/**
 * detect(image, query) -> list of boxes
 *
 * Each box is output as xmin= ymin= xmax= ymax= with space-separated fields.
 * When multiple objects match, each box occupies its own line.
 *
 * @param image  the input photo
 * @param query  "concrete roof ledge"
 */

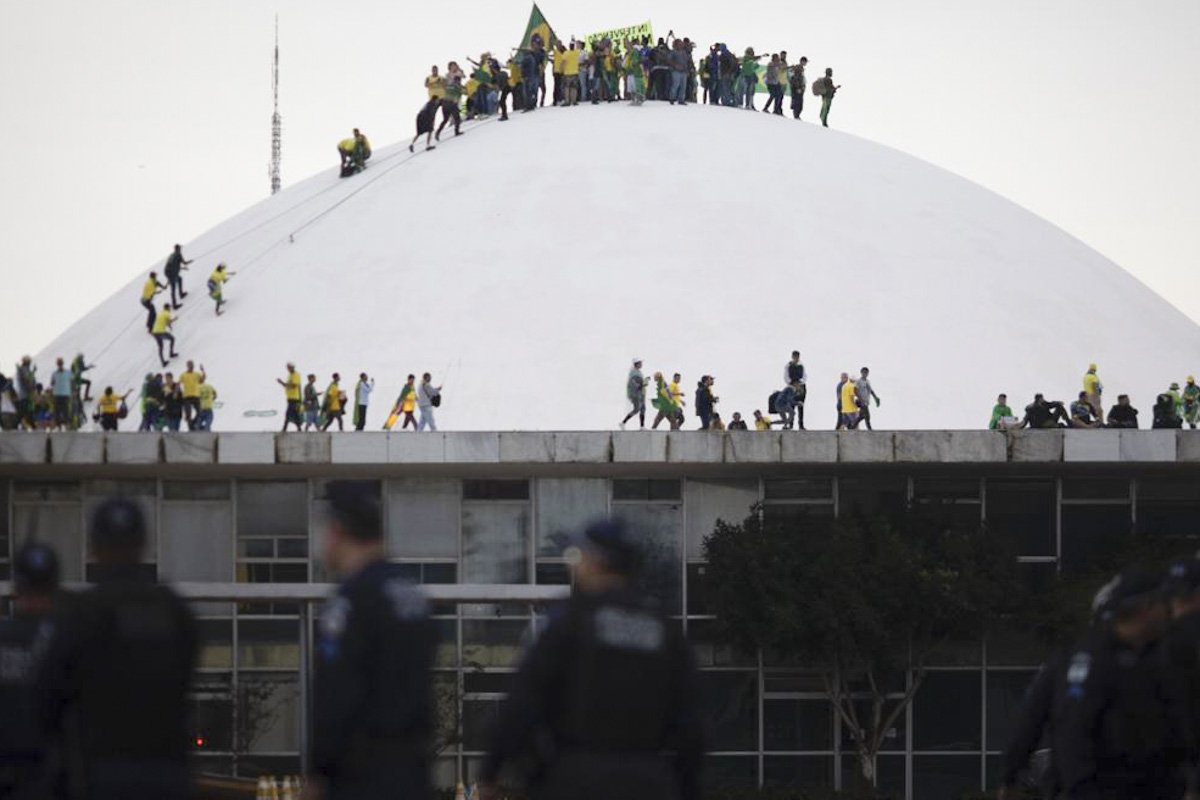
xmin=725 ymin=431 xmax=781 ymax=463
xmin=1119 ymin=430 xmax=1176 ymax=462
xmin=1008 ymin=430 xmax=1064 ymax=463
xmin=612 ymin=431 xmax=668 ymax=463
xmin=275 ymin=433 xmax=330 ymax=464
xmin=444 ymin=432 xmax=501 ymax=463
xmin=781 ymin=432 xmax=838 ymax=463
xmin=1063 ymin=430 xmax=1121 ymax=462
xmin=839 ymin=431 xmax=895 ymax=463
xmin=330 ymin=433 xmax=389 ymax=464
xmin=1176 ymin=431 xmax=1200 ymax=462
xmin=105 ymin=433 xmax=161 ymax=465
xmin=553 ymin=432 xmax=611 ymax=463
xmin=499 ymin=432 xmax=554 ymax=464
xmin=896 ymin=431 xmax=1005 ymax=463
xmin=0 ymin=432 xmax=49 ymax=464
xmin=218 ymin=433 xmax=275 ymax=464
xmin=50 ymin=433 xmax=105 ymax=464
xmin=666 ymin=431 xmax=724 ymax=463
xmin=388 ymin=432 xmax=445 ymax=463
xmin=164 ymin=432 xmax=216 ymax=464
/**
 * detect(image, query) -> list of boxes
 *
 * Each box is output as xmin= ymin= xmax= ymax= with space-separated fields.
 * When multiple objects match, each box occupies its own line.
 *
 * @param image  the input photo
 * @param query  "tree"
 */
xmin=703 ymin=503 xmax=1019 ymax=788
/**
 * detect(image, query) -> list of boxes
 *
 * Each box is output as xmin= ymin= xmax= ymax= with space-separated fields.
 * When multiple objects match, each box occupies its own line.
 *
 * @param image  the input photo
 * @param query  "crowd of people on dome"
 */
xmin=399 ymin=31 xmax=842 ymax=154
xmin=990 ymin=364 xmax=1200 ymax=431
xmin=275 ymin=363 xmax=443 ymax=434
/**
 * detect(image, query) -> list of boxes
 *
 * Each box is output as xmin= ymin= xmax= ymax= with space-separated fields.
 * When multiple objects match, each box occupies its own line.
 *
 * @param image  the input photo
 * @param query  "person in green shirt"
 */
xmin=1182 ymin=376 xmax=1200 ymax=429
xmin=739 ymin=48 xmax=762 ymax=110
xmin=989 ymin=393 xmax=1020 ymax=430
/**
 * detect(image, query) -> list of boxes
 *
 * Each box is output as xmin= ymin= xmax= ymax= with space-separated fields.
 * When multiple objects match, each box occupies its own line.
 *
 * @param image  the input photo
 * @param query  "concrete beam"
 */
xmin=50 ymin=433 xmax=105 ymax=465
xmin=1008 ymin=430 xmax=1063 ymax=463
xmin=444 ymin=432 xmax=501 ymax=463
xmin=163 ymin=432 xmax=217 ymax=464
xmin=218 ymin=433 xmax=275 ymax=464
xmin=667 ymin=432 xmax=724 ymax=463
xmin=725 ymin=431 xmax=781 ymax=463
xmin=553 ymin=432 xmax=611 ymax=464
xmin=612 ymin=431 xmax=668 ymax=463
xmin=105 ymin=433 xmax=161 ymax=465
xmin=499 ymin=432 xmax=554 ymax=463
xmin=781 ymin=432 xmax=838 ymax=463
xmin=1063 ymin=430 xmax=1121 ymax=462
xmin=0 ymin=433 xmax=48 ymax=464
xmin=1119 ymin=430 xmax=1176 ymax=462
xmin=330 ymin=433 xmax=389 ymax=464
xmin=896 ymin=431 xmax=1006 ymax=463
xmin=1177 ymin=432 xmax=1200 ymax=463
xmin=275 ymin=433 xmax=331 ymax=464
xmin=839 ymin=432 xmax=895 ymax=463
xmin=388 ymin=432 xmax=445 ymax=463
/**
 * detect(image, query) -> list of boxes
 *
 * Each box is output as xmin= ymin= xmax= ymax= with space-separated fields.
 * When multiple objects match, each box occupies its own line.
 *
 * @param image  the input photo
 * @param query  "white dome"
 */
xmin=36 ymin=104 xmax=1200 ymax=430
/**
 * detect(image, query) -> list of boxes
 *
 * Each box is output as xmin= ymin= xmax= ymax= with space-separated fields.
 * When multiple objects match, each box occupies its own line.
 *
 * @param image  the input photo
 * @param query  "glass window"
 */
xmin=237 ymin=482 xmax=307 ymax=538
xmin=237 ymin=673 xmax=300 ymax=753
xmin=433 ymin=619 xmax=457 ymax=668
xmin=619 ymin=503 xmax=683 ymax=615
xmin=196 ymin=619 xmax=234 ymax=670
xmin=689 ymin=619 xmax=755 ymax=668
xmin=687 ymin=562 xmax=714 ymax=616
xmin=84 ymin=479 xmax=156 ymax=497
xmin=839 ymin=699 xmax=906 ymax=750
xmin=685 ymin=479 xmax=758 ymax=559
xmin=386 ymin=479 xmax=459 ymax=558
xmin=762 ymin=503 xmax=835 ymax=529
xmin=1061 ymin=505 xmax=1131 ymax=575
xmin=13 ymin=505 xmax=82 ymax=581
xmin=163 ymin=481 xmax=230 ymax=501
xmin=840 ymin=754 xmax=906 ymax=795
xmin=1062 ymin=478 xmax=1130 ymax=501
xmin=986 ymin=481 xmax=1055 ymax=557
xmin=535 ymin=562 xmax=570 ymax=586
xmin=463 ymin=672 xmax=515 ymax=695
xmin=462 ymin=480 xmax=529 ymax=501
xmin=396 ymin=562 xmax=458 ymax=585
xmin=913 ymin=670 xmax=982 ymax=751
xmin=190 ymin=673 xmax=233 ymax=752
xmin=986 ymin=620 xmax=1054 ymax=668
xmin=1136 ymin=478 xmax=1200 ymax=538
xmin=838 ymin=476 xmax=907 ymax=518
xmin=462 ymin=698 xmax=502 ymax=751
xmin=699 ymin=671 xmax=758 ymax=751
xmin=764 ymin=699 xmax=833 ymax=751
xmin=764 ymin=478 xmax=833 ymax=501
xmin=462 ymin=505 xmax=529 ymax=585
xmin=913 ymin=476 xmax=981 ymax=501
xmin=703 ymin=756 xmax=757 ymax=791
xmin=986 ymin=670 xmax=1039 ymax=752
xmin=160 ymin=503 xmax=233 ymax=583
xmin=763 ymin=756 xmax=834 ymax=789
xmin=535 ymin=479 xmax=608 ymax=556
xmin=238 ymin=619 xmax=300 ymax=669
xmin=912 ymin=755 xmax=982 ymax=800
xmin=13 ymin=481 xmax=80 ymax=502
xmin=612 ymin=479 xmax=681 ymax=502
xmin=461 ymin=619 xmax=530 ymax=668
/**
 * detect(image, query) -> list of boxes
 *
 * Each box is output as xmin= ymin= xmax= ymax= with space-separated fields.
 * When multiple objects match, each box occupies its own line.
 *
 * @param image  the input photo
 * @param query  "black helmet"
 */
xmin=574 ymin=518 xmax=642 ymax=577
xmin=14 ymin=542 xmax=60 ymax=594
xmin=326 ymin=480 xmax=382 ymax=542
xmin=1092 ymin=566 xmax=1165 ymax=622
xmin=91 ymin=496 xmax=147 ymax=556
xmin=1165 ymin=556 xmax=1200 ymax=598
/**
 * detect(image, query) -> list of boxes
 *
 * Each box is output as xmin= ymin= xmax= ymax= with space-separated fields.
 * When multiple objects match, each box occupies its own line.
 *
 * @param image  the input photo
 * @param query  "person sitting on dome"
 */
xmin=710 ymin=412 xmax=726 ymax=431
xmin=1153 ymin=392 xmax=1183 ymax=429
xmin=1022 ymin=393 xmax=1069 ymax=429
xmin=728 ymin=412 xmax=748 ymax=430
xmin=989 ymin=393 xmax=1021 ymax=431
xmin=1106 ymin=394 xmax=1139 ymax=429
xmin=753 ymin=409 xmax=777 ymax=431
xmin=1183 ymin=376 xmax=1200 ymax=429
xmin=1069 ymin=392 xmax=1102 ymax=429
xmin=337 ymin=129 xmax=370 ymax=176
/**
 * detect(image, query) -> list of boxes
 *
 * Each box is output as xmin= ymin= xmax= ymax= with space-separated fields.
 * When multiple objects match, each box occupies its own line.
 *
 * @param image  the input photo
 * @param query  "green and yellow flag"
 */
xmin=518 ymin=3 xmax=558 ymax=51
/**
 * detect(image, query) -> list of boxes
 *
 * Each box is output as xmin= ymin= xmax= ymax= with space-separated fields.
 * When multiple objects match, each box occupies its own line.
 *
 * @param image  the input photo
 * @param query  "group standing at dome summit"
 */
xmin=406 ymin=30 xmax=843 ymax=151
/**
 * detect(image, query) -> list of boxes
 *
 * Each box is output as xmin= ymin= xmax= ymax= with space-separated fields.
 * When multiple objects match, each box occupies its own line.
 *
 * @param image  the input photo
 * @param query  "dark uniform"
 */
xmin=480 ymin=587 xmax=704 ymax=800
xmin=40 ymin=564 xmax=197 ymax=800
xmin=1164 ymin=558 xmax=1200 ymax=794
xmin=0 ymin=546 xmax=59 ymax=800
xmin=1049 ymin=627 xmax=1187 ymax=799
xmin=312 ymin=559 xmax=435 ymax=800
xmin=998 ymin=652 xmax=1064 ymax=795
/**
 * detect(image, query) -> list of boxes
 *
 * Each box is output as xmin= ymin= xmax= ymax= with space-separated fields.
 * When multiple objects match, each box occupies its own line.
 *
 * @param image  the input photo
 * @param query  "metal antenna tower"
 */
xmin=269 ymin=16 xmax=282 ymax=194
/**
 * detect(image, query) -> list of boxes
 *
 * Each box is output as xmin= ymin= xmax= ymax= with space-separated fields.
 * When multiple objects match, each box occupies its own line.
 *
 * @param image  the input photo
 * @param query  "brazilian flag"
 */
xmin=518 ymin=3 xmax=559 ymax=51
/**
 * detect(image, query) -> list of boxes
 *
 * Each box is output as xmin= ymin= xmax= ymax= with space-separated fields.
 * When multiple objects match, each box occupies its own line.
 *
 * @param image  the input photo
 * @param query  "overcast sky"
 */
xmin=2 ymin=0 xmax=1198 ymax=371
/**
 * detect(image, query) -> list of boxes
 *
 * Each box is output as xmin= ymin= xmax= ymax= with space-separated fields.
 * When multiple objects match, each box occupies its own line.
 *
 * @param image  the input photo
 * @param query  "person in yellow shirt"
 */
xmin=668 ymin=372 xmax=687 ymax=429
xmin=276 ymin=362 xmax=303 ymax=432
xmin=552 ymin=43 xmax=566 ymax=105
xmin=753 ymin=410 xmax=777 ymax=431
xmin=1083 ymin=363 xmax=1104 ymax=425
xmin=179 ymin=360 xmax=203 ymax=427
xmin=562 ymin=42 xmax=581 ymax=105
xmin=151 ymin=304 xmax=177 ymax=368
xmin=207 ymin=263 xmax=235 ymax=315
xmin=425 ymin=65 xmax=446 ymax=99
xmin=322 ymin=373 xmax=345 ymax=432
xmin=337 ymin=128 xmax=371 ymax=174
xmin=838 ymin=375 xmax=860 ymax=430
xmin=96 ymin=386 xmax=132 ymax=431
xmin=195 ymin=373 xmax=217 ymax=431
xmin=139 ymin=271 xmax=167 ymax=332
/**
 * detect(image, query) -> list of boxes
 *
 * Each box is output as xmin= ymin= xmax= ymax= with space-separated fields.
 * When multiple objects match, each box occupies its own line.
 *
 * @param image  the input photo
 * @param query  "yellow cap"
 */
xmin=1088 ymin=363 xmax=1097 ymax=371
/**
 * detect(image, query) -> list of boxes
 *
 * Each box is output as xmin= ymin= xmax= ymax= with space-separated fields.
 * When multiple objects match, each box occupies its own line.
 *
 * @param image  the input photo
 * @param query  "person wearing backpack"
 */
xmin=417 ymin=372 xmax=442 ymax=432
xmin=96 ymin=386 xmax=131 ymax=432
xmin=789 ymin=57 xmax=808 ymax=119
xmin=815 ymin=67 xmax=841 ymax=127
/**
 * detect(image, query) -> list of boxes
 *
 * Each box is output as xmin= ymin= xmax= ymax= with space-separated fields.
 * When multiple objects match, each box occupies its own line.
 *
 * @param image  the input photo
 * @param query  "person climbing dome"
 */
xmin=163 ymin=245 xmax=191 ymax=310
xmin=151 ymin=303 xmax=178 ymax=368
xmin=206 ymin=263 xmax=235 ymax=315
xmin=140 ymin=271 xmax=167 ymax=332
xmin=410 ymin=97 xmax=441 ymax=152
xmin=814 ymin=67 xmax=841 ymax=128
xmin=437 ymin=62 xmax=465 ymax=140
xmin=425 ymin=64 xmax=446 ymax=100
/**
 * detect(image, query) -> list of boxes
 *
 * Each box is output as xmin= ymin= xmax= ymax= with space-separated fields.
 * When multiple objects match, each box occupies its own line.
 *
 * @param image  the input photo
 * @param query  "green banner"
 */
xmin=518 ymin=3 xmax=559 ymax=51
xmin=752 ymin=63 xmax=792 ymax=95
xmin=582 ymin=20 xmax=653 ymax=49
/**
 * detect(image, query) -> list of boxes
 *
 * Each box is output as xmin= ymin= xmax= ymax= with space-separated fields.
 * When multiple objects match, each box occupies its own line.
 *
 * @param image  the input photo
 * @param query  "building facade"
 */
xmin=2 ymin=428 xmax=1199 ymax=799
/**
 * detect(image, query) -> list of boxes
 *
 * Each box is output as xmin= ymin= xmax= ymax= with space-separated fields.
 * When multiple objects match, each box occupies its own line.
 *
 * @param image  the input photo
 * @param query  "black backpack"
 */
xmin=431 ymin=391 xmax=442 ymax=408
xmin=768 ymin=391 xmax=781 ymax=414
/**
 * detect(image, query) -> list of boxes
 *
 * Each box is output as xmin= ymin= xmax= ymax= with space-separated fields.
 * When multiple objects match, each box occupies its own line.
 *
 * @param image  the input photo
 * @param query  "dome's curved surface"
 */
xmin=37 ymin=105 xmax=1200 ymax=430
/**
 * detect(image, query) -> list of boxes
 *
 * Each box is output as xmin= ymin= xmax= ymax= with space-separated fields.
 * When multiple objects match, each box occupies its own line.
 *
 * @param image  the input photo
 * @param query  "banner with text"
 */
xmin=582 ymin=21 xmax=653 ymax=50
